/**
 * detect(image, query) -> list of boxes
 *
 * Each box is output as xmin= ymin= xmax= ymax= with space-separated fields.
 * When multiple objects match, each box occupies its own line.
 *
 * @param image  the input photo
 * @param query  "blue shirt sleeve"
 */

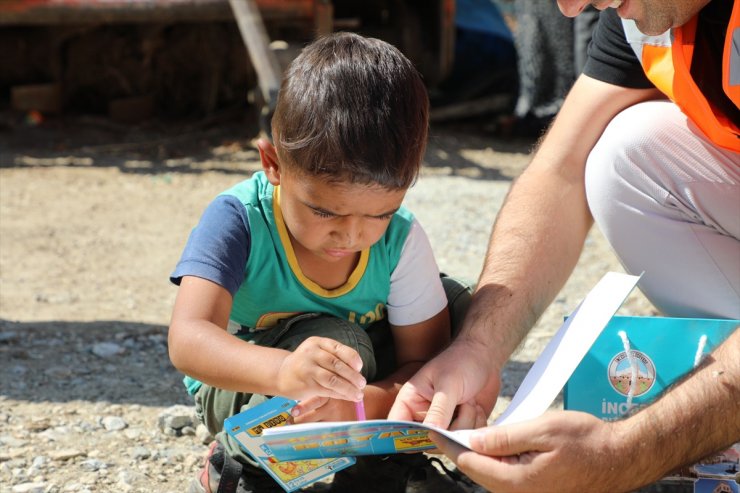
xmin=170 ymin=195 xmax=251 ymax=296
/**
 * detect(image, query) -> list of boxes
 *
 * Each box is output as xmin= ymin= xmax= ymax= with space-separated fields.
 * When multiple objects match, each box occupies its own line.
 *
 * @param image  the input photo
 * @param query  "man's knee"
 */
xmin=585 ymin=102 xmax=678 ymax=232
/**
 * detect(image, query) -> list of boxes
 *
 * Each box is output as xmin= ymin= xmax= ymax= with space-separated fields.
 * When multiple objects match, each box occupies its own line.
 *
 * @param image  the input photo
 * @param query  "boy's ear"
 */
xmin=257 ymin=138 xmax=280 ymax=185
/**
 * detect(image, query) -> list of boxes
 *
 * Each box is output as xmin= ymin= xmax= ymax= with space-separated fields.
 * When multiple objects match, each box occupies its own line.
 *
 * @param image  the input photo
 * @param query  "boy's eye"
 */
xmin=309 ymin=208 xmax=394 ymax=220
xmin=311 ymin=209 xmax=334 ymax=219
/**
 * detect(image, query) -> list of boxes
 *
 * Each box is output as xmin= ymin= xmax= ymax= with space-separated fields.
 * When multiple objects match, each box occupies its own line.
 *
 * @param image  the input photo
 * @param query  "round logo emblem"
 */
xmin=607 ymin=350 xmax=656 ymax=397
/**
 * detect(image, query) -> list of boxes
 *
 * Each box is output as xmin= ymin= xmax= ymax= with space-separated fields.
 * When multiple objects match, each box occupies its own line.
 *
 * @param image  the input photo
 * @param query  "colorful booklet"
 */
xmin=258 ymin=418 xmax=471 ymax=461
xmin=223 ymin=396 xmax=356 ymax=492
xmin=262 ymin=271 xmax=642 ymax=461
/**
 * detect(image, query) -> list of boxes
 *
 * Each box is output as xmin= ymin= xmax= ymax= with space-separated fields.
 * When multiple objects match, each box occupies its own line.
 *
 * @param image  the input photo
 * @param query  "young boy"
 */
xmin=168 ymin=32 xmax=474 ymax=493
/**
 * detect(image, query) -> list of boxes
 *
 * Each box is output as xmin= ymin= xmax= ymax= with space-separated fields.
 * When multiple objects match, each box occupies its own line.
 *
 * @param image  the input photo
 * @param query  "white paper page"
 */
xmin=493 ymin=271 xmax=640 ymax=426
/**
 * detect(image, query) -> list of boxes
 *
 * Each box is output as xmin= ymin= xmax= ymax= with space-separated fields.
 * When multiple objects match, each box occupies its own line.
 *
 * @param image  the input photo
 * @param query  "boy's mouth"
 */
xmin=325 ymin=248 xmax=354 ymax=258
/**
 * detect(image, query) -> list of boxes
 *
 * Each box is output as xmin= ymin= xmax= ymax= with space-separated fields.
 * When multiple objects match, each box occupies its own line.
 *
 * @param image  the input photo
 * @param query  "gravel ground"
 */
xmin=0 ymin=115 xmax=672 ymax=493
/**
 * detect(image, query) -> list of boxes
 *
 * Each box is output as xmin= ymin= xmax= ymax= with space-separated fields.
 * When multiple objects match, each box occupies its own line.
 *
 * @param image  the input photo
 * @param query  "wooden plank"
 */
xmin=0 ymin=0 xmax=315 ymax=25
xmin=227 ymin=0 xmax=283 ymax=129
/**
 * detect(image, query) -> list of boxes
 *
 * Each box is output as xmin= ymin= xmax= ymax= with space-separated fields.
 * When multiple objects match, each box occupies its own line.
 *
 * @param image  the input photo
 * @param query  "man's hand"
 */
xmin=388 ymin=337 xmax=500 ymax=428
xmin=277 ymin=336 xmax=366 ymax=402
xmin=431 ymin=411 xmax=627 ymax=493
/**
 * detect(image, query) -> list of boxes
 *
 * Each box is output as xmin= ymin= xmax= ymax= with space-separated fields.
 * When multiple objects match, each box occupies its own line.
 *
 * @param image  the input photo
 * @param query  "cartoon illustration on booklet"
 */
xmin=259 ymin=417 xmax=466 ymax=461
xmin=223 ymin=397 xmax=355 ymax=492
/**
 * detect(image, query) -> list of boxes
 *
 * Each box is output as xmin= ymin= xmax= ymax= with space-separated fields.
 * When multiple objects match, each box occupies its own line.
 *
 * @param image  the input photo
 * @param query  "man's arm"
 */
xmin=390 ymin=75 xmax=660 ymax=426
xmin=462 ymin=74 xmax=660 ymax=380
xmin=432 ymin=328 xmax=740 ymax=493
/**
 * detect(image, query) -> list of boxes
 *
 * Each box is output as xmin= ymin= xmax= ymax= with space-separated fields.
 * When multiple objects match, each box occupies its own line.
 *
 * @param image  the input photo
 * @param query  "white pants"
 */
xmin=585 ymin=101 xmax=740 ymax=319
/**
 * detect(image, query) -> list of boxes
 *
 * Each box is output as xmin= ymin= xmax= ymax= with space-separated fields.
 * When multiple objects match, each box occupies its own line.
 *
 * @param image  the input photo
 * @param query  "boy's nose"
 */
xmin=338 ymin=217 xmax=362 ymax=246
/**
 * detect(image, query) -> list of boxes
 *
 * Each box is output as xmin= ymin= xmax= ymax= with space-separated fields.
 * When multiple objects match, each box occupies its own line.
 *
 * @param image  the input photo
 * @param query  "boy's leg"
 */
xmin=193 ymin=314 xmax=376 ymax=491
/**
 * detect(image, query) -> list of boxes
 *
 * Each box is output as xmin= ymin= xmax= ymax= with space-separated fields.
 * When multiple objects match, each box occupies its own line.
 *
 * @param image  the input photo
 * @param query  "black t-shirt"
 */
xmin=584 ymin=2 xmax=738 ymax=126
xmin=583 ymin=9 xmax=653 ymax=89
xmin=692 ymin=1 xmax=739 ymax=126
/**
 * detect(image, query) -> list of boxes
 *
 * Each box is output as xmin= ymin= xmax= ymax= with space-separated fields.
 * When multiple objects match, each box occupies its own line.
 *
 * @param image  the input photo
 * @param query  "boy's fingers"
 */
xmin=314 ymin=366 xmax=365 ymax=401
xmin=304 ymin=340 xmax=364 ymax=400
xmin=319 ymin=338 xmax=364 ymax=372
xmin=292 ymin=396 xmax=328 ymax=417
xmin=317 ymin=338 xmax=366 ymax=383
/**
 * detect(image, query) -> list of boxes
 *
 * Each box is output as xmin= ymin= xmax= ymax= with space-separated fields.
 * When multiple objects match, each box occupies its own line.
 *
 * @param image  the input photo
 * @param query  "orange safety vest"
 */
xmin=622 ymin=4 xmax=740 ymax=153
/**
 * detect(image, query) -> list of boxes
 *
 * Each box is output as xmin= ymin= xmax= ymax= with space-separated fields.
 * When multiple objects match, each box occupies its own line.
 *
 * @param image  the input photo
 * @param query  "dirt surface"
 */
xmin=0 ymin=112 xmax=670 ymax=492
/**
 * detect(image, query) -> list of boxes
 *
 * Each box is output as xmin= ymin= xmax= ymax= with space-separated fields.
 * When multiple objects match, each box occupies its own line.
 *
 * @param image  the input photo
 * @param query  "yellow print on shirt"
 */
xmin=348 ymin=303 xmax=386 ymax=326
xmin=255 ymin=303 xmax=385 ymax=330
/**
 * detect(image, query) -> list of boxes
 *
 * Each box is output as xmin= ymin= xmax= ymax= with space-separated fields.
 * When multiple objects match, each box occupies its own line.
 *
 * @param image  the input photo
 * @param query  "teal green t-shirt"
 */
xmin=183 ymin=172 xmax=414 ymax=394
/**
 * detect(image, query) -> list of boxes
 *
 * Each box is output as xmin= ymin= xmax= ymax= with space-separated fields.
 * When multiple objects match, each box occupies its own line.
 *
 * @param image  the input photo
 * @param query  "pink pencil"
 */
xmin=354 ymin=399 xmax=366 ymax=421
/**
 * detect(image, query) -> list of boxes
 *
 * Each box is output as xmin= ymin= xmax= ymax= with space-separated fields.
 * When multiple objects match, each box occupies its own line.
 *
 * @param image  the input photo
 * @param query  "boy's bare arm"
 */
xmin=168 ymin=275 xmax=365 ymax=402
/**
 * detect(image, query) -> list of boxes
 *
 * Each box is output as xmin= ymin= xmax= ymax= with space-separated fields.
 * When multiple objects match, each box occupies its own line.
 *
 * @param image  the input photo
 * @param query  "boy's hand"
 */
xmin=277 ymin=336 xmax=366 ymax=402
xmin=291 ymin=396 xmax=357 ymax=423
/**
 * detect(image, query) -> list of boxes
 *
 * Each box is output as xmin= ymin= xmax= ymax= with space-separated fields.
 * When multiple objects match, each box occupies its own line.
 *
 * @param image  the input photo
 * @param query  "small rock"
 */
xmin=123 ymin=428 xmax=142 ymax=440
xmin=117 ymin=469 xmax=145 ymax=485
xmin=79 ymin=458 xmax=106 ymax=472
xmin=31 ymin=456 xmax=48 ymax=469
xmin=27 ymin=418 xmax=51 ymax=432
xmin=44 ymin=367 xmax=73 ymax=378
xmin=11 ymin=483 xmax=46 ymax=493
xmin=48 ymin=449 xmax=85 ymax=461
xmin=0 ymin=331 xmax=18 ymax=342
xmin=91 ymin=342 xmax=125 ymax=358
xmin=157 ymin=405 xmax=196 ymax=434
xmin=0 ymin=436 xmax=28 ymax=447
xmin=62 ymin=484 xmax=85 ymax=492
xmin=195 ymin=424 xmax=214 ymax=445
xmin=101 ymin=416 xmax=127 ymax=431
xmin=129 ymin=446 xmax=150 ymax=460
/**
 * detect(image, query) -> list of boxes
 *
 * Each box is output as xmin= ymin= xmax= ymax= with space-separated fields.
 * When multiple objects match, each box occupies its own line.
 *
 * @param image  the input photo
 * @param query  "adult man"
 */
xmin=389 ymin=0 xmax=739 ymax=491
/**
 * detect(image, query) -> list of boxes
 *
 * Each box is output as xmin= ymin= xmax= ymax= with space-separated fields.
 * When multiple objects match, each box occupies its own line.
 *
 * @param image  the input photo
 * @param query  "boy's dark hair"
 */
xmin=271 ymin=32 xmax=429 ymax=190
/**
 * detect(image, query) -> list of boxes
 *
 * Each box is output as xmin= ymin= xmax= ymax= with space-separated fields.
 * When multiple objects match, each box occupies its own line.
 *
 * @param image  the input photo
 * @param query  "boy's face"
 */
xmin=279 ymin=170 xmax=406 ymax=262
xmin=260 ymin=141 xmax=407 ymax=263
